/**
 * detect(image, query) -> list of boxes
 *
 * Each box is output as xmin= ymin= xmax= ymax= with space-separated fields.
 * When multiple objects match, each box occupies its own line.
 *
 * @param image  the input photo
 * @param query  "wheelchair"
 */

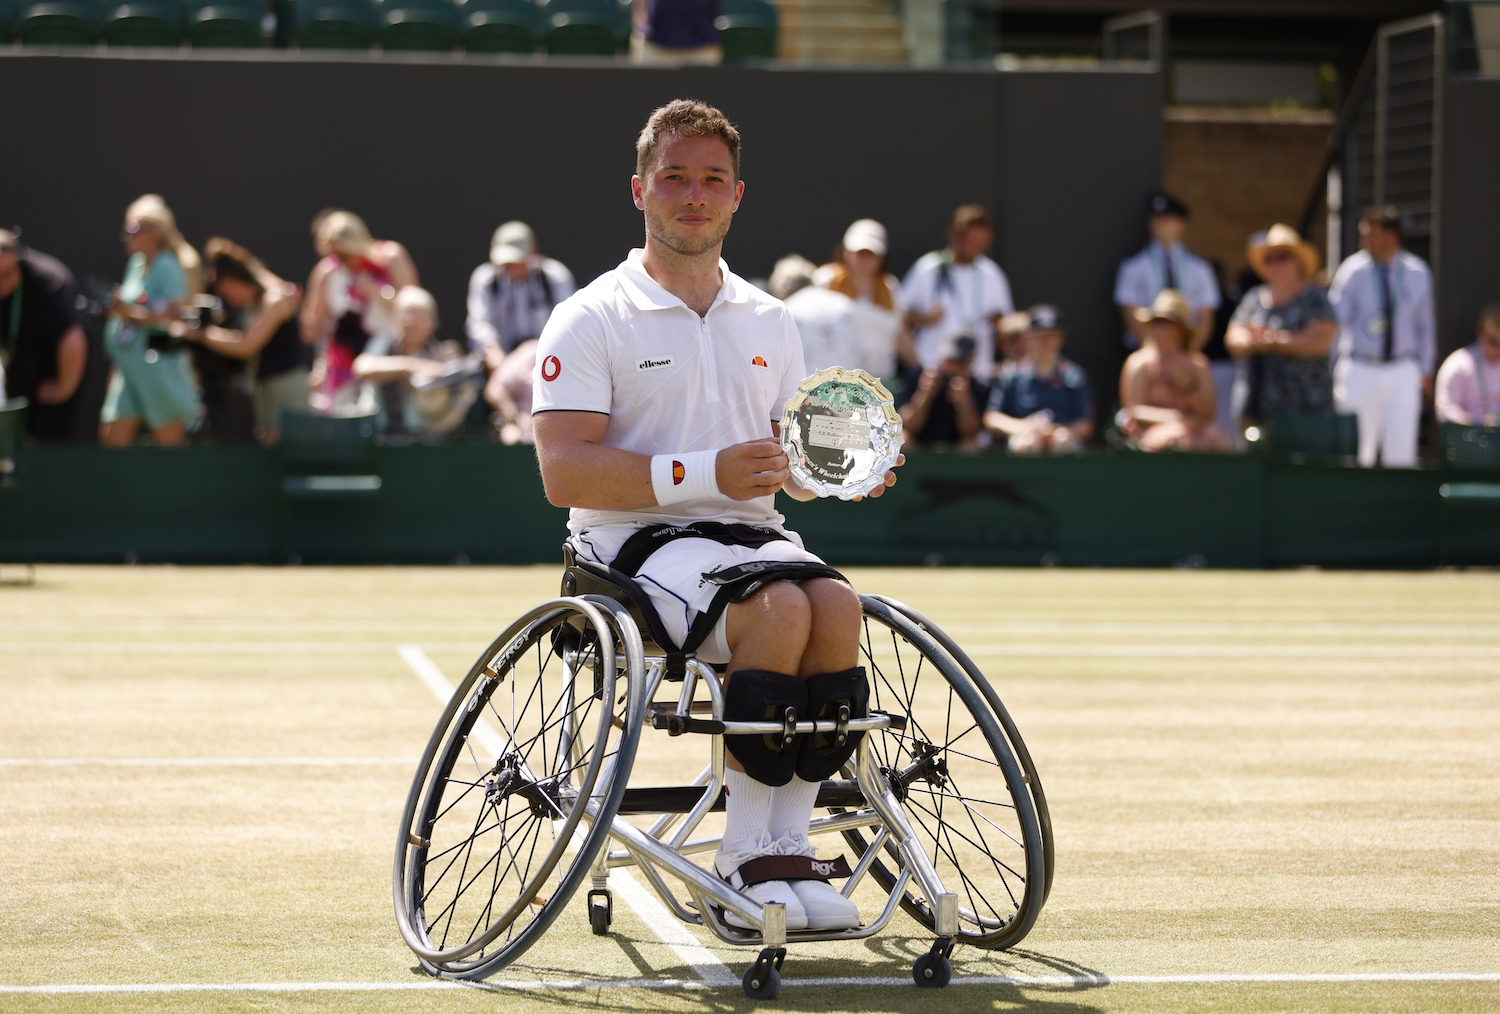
xmin=393 ymin=548 xmax=1054 ymax=999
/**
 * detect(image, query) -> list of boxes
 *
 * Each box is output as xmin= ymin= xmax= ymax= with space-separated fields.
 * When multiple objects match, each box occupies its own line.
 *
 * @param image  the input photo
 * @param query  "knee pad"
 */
xmin=796 ymin=666 xmax=869 ymax=782
xmin=723 ymin=670 xmax=806 ymax=787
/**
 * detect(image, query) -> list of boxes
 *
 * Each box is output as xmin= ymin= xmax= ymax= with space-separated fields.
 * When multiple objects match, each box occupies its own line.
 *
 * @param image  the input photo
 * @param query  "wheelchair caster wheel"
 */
xmin=913 ymin=951 xmax=952 ymax=988
xmin=587 ymin=889 xmax=612 ymax=936
xmin=742 ymin=964 xmax=781 ymax=1000
xmin=742 ymin=946 xmax=785 ymax=999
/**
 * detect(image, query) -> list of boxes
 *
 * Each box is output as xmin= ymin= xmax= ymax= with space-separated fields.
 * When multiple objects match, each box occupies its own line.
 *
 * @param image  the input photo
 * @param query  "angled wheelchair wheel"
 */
xmin=393 ymin=596 xmax=644 ymax=979
xmin=838 ymin=595 xmax=1050 ymax=950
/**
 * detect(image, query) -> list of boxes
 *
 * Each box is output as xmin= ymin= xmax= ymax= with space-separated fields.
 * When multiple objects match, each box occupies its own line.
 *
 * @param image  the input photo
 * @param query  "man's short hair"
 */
xmin=1478 ymin=302 xmax=1500 ymax=331
xmin=636 ymin=99 xmax=742 ymax=181
xmin=949 ymin=204 xmax=993 ymax=236
xmin=1360 ymin=205 xmax=1403 ymax=238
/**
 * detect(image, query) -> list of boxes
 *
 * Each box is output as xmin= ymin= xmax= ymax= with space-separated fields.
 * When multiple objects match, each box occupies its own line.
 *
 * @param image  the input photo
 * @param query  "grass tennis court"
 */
xmin=2 ymin=564 xmax=1497 ymax=1013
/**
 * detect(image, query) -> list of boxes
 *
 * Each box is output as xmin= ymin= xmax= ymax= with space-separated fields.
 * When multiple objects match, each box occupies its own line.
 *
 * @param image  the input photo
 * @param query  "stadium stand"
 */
xmin=102 ymin=0 xmax=184 ymax=45
xmin=538 ymin=0 xmax=618 ymax=55
xmin=715 ymin=0 xmax=776 ymax=62
xmin=456 ymin=0 xmax=535 ymax=53
xmin=295 ymin=0 xmax=376 ymax=49
xmin=374 ymin=0 xmax=456 ymax=51
xmin=16 ymin=0 xmax=98 ymax=44
xmin=187 ymin=0 xmax=262 ymax=46
xmin=1264 ymin=413 xmax=1359 ymax=465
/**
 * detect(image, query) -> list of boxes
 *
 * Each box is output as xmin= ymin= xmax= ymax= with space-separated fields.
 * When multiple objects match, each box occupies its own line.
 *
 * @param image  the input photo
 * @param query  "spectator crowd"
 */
xmin=1 ymin=190 xmax=1493 ymax=467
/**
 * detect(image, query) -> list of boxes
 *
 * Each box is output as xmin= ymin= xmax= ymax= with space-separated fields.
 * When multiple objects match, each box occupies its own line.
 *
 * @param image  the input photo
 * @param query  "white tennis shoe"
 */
xmin=775 ymin=835 xmax=861 ymax=930
xmin=715 ymin=840 xmax=809 ymax=932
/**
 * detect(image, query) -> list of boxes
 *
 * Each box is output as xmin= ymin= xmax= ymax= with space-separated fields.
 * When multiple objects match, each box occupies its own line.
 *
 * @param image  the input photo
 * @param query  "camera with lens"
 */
xmin=148 ymin=295 xmax=224 ymax=352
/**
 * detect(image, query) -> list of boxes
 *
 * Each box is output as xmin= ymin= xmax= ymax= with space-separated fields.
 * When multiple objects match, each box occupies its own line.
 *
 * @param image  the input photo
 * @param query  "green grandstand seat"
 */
xmin=458 ymin=0 xmax=535 ymax=52
xmin=375 ymin=0 xmax=455 ymax=50
xmin=715 ymin=0 xmax=775 ymax=62
xmin=1438 ymin=421 xmax=1500 ymax=471
xmin=0 ymin=399 xmax=35 ymax=586
xmin=1266 ymin=413 xmax=1358 ymax=465
xmin=18 ymin=0 xmax=99 ymax=44
xmin=0 ymin=0 xmax=15 ymax=40
xmin=295 ymin=0 xmax=375 ymax=48
xmin=539 ymin=0 xmax=616 ymax=54
xmin=188 ymin=0 xmax=262 ymax=46
xmin=103 ymin=0 xmax=184 ymax=45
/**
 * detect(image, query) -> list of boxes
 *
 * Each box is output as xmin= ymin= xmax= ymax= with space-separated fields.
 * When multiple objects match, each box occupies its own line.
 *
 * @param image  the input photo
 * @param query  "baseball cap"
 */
xmin=1147 ymin=190 xmax=1188 ymax=218
xmin=490 ymin=221 xmax=536 ymax=266
xmin=842 ymin=219 xmax=887 ymax=257
xmin=1025 ymin=304 xmax=1064 ymax=336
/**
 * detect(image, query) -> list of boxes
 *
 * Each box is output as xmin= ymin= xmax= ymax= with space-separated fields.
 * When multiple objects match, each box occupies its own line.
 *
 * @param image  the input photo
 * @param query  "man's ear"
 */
xmin=631 ymin=174 xmax=646 ymax=211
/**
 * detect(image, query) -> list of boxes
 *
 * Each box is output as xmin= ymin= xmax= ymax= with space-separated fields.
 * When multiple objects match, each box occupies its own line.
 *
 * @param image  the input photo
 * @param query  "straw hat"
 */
xmin=1247 ymin=223 xmax=1319 ymax=280
xmin=1133 ymin=289 xmax=1192 ymax=332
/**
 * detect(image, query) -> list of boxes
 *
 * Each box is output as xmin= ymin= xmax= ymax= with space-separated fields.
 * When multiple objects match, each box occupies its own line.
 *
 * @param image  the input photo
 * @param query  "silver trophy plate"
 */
xmin=781 ymin=367 xmax=903 ymax=500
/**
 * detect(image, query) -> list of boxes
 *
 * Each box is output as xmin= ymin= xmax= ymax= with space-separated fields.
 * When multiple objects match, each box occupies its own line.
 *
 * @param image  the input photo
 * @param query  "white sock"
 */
xmin=720 ymin=768 xmax=773 ymax=863
xmin=767 ymin=775 xmax=821 ymax=844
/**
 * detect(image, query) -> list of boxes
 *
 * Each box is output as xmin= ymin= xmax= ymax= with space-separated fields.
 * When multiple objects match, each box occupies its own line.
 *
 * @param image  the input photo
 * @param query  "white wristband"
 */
xmin=650 ymin=449 xmax=721 ymax=506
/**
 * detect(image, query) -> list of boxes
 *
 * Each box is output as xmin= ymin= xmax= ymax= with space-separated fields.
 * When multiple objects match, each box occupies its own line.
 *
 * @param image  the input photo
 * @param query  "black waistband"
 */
xmin=610 ymin=521 xmax=791 ymax=578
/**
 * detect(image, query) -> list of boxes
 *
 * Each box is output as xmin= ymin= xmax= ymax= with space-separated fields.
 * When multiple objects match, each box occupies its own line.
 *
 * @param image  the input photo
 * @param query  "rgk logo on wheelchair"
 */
xmin=393 ymin=550 xmax=1053 ymax=1000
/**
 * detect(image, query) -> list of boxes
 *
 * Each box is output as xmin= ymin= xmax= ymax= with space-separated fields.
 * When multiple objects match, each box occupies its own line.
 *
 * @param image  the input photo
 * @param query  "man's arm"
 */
xmin=533 ymin=411 xmax=788 ymax=509
xmin=34 ymin=325 xmax=87 ymax=405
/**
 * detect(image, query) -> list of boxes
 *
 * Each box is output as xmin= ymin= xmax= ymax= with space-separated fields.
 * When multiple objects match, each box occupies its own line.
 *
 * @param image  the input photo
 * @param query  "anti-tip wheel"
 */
xmin=588 ymin=899 xmax=611 ymax=937
xmin=742 ymin=964 xmax=781 ymax=1000
xmin=912 ymin=952 xmax=952 ymax=988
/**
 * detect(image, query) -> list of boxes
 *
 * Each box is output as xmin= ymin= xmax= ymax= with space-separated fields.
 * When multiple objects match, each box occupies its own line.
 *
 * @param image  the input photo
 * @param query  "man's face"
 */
xmin=1478 ymin=321 xmax=1500 ymax=361
xmin=1149 ymin=213 xmax=1185 ymax=247
xmin=1359 ymin=221 xmax=1399 ymax=260
xmin=632 ymin=133 xmax=744 ymax=258
xmin=0 ymin=248 xmax=19 ymax=294
xmin=953 ymin=225 xmax=993 ymax=261
xmin=502 ymin=261 xmax=529 ymax=282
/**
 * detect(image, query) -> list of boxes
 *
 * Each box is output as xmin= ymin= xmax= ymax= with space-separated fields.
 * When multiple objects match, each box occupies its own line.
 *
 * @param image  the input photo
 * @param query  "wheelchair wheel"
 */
xmin=838 ymin=595 xmax=1049 ymax=950
xmin=393 ymin=596 xmax=644 ymax=979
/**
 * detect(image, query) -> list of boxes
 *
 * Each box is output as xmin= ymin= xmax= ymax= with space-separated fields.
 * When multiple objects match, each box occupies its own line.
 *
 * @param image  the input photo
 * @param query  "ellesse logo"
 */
xmin=541 ymin=355 xmax=561 ymax=381
xmin=671 ymin=461 xmax=685 ymax=485
xmin=750 ymin=356 xmax=768 ymax=368
xmin=636 ymin=356 xmax=676 ymax=373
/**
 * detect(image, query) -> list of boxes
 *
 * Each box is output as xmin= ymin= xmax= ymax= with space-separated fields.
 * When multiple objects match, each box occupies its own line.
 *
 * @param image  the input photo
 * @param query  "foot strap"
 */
xmin=732 ymin=854 xmax=854 ymax=886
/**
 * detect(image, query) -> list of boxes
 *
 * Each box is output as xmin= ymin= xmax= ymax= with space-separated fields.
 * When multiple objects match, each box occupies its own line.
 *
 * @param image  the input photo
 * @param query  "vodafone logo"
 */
xmin=541 ymin=355 xmax=561 ymax=382
xmin=672 ymin=460 xmax=685 ymax=485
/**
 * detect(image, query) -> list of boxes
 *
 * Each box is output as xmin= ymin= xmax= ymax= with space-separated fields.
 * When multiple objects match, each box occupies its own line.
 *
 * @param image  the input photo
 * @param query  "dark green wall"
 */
xmin=4 ymin=444 xmax=1493 ymax=568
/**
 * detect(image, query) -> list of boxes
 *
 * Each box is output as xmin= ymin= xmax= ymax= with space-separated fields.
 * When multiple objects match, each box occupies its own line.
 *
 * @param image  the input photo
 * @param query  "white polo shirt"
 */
xmin=898 ymin=252 xmax=1013 ymax=380
xmin=533 ymin=249 xmax=806 ymax=536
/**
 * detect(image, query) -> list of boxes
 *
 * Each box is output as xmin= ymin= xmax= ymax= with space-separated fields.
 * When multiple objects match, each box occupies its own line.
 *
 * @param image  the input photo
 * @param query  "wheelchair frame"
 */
xmin=394 ymin=568 xmax=1053 ymax=1000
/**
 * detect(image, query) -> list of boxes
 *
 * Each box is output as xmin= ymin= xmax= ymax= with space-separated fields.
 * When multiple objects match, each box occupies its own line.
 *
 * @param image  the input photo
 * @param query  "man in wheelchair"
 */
xmin=531 ymin=99 xmax=902 ymax=933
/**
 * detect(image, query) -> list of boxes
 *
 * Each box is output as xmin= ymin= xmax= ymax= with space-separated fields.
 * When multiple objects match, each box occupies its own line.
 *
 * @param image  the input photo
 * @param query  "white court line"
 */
xmin=395 ymin=645 xmax=736 ymax=988
xmin=3 ymin=972 xmax=1496 ymax=994
xmin=0 ymin=758 xmax=416 ymax=767
xmin=7 ymin=642 xmax=1500 ymax=659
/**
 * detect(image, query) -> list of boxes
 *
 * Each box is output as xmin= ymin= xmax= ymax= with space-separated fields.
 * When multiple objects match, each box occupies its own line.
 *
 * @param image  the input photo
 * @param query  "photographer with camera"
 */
xmin=100 ymin=195 xmax=203 ymax=447
xmin=895 ymin=333 xmax=988 ymax=450
xmin=170 ymin=238 xmax=306 ymax=445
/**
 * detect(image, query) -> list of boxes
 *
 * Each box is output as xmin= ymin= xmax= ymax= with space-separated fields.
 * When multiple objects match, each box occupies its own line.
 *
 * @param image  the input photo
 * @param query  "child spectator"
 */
xmin=99 ymin=195 xmax=203 ymax=447
xmin=1119 ymin=290 xmax=1233 ymax=452
xmin=984 ymin=305 xmax=1093 ymax=454
xmin=1435 ymin=302 xmax=1500 ymax=427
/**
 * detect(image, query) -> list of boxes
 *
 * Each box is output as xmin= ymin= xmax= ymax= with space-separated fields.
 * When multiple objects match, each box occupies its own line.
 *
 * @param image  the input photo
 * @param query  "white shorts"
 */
xmin=569 ymin=526 xmax=824 ymax=664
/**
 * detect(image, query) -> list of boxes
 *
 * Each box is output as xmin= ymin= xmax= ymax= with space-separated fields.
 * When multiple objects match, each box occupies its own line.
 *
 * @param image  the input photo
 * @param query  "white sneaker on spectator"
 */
xmin=776 ymin=835 xmax=861 ymax=930
xmin=714 ymin=837 xmax=809 ymax=932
